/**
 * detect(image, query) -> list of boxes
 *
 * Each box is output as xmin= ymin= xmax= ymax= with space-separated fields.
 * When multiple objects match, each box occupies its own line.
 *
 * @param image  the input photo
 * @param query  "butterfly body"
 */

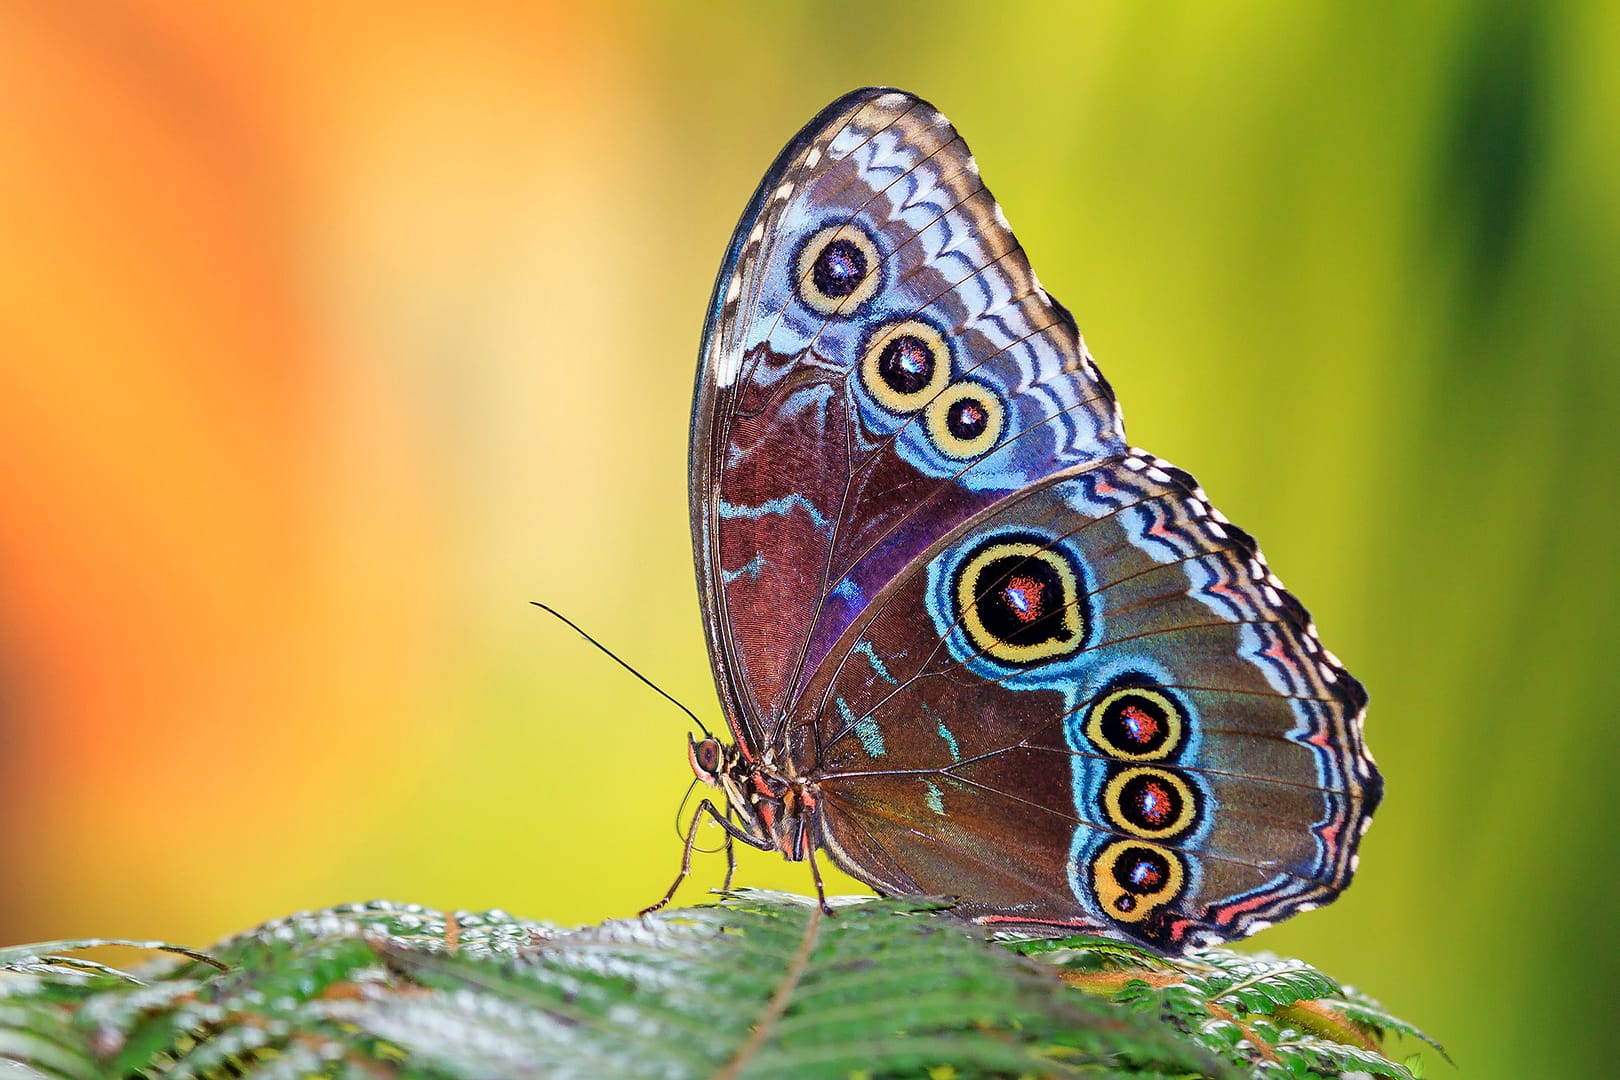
xmin=672 ymin=88 xmax=1380 ymax=951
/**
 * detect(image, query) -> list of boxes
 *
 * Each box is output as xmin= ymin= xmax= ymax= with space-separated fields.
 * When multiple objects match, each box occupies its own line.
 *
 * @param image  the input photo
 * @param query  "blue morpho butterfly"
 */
xmin=648 ymin=87 xmax=1381 ymax=951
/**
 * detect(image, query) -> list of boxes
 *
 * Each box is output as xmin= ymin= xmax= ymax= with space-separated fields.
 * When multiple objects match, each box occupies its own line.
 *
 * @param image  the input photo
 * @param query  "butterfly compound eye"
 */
xmin=795 ymin=224 xmax=882 ymax=315
xmin=688 ymin=736 xmax=723 ymax=781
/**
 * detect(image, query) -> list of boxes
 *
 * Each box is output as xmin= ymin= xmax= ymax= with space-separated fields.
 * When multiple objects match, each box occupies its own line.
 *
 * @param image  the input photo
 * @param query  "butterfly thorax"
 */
xmin=688 ymin=733 xmax=818 ymax=861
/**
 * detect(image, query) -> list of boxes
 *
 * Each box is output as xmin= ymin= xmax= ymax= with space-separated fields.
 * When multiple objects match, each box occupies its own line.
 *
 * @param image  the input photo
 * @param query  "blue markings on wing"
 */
xmin=721 ymin=554 xmax=767 ymax=584
xmin=838 ymin=697 xmax=886 ymax=758
xmin=924 ymin=780 xmax=945 ymax=815
xmin=852 ymin=641 xmax=898 ymax=685
xmin=936 ymin=721 xmax=961 ymax=762
xmin=718 ymin=494 xmax=829 ymax=530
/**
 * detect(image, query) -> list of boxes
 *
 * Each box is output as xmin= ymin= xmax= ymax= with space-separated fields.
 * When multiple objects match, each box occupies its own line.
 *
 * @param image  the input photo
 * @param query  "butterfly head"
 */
xmin=684 ymin=732 xmax=813 ymax=860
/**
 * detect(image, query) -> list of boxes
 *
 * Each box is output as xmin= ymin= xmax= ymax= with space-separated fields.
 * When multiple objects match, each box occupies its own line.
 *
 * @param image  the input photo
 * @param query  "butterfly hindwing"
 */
xmin=693 ymin=88 xmax=1124 ymax=751
xmin=791 ymin=454 xmax=1379 ymax=950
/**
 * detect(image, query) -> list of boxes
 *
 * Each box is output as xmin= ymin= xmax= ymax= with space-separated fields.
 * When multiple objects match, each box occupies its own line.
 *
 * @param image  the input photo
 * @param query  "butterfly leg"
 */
xmin=720 ymin=810 xmax=740 ymax=895
xmin=805 ymin=827 xmax=835 ymax=916
xmin=642 ymin=798 xmax=770 ymax=916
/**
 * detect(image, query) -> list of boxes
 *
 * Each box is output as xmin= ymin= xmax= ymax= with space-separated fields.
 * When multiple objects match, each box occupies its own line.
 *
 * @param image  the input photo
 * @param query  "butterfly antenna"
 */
xmin=530 ymin=601 xmax=715 ymax=739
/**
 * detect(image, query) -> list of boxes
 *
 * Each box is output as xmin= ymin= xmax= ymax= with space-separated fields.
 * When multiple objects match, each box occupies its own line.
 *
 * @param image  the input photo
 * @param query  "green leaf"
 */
xmin=1328 ymin=989 xmax=1451 ymax=1062
xmin=0 ymin=892 xmax=1432 ymax=1078
xmin=0 ymin=941 xmax=224 ymax=977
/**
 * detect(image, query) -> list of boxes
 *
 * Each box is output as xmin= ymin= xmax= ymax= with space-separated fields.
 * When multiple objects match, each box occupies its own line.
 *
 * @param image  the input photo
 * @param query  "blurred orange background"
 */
xmin=2 ymin=5 xmax=1617 ymax=1078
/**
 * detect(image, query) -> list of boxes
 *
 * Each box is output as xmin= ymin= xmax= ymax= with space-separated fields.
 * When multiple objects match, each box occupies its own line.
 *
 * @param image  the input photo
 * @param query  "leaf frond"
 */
xmin=0 ymin=893 xmax=1432 ymax=1079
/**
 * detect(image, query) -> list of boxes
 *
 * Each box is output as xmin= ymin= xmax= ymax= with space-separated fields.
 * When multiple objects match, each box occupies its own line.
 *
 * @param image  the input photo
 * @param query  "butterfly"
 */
xmin=652 ymin=87 xmax=1381 ymax=951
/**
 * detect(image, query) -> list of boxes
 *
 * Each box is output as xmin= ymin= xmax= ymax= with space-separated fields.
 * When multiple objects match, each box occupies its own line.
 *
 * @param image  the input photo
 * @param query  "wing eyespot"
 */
xmin=951 ymin=534 xmax=1087 ymax=665
xmin=925 ymin=380 xmax=1004 ymax=459
xmin=1102 ymin=766 xmax=1199 ymax=840
xmin=859 ymin=319 xmax=951 ymax=413
xmin=1085 ymin=686 xmax=1184 ymax=762
xmin=795 ymin=224 xmax=882 ymax=315
xmin=1091 ymin=840 xmax=1185 ymax=924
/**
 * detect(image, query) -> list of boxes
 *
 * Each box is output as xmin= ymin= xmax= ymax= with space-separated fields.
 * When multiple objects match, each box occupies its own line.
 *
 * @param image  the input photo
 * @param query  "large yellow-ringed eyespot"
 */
xmin=1091 ymin=840 xmax=1184 ymax=923
xmin=795 ymin=224 xmax=882 ymax=315
xmin=953 ymin=535 xmax=1086 ymax=664
xmin=860 ymin=319 xmax=951 ymax=413
xmin=1085 ymin=686 xmax=1184 ymax=761
xmin=925 ymin=380 xmax=1005 ymax=459
xmin=1101 ymin=767 xmax=1199 ymax=840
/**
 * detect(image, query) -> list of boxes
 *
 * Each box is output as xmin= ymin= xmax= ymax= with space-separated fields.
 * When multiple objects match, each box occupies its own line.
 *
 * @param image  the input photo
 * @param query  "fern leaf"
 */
xmin=1195 ymin=955 xmax=1344 ymax=1013
xmin=1030 ymin=936 xmax=1436 ymax=1077
xmin=1322 ymin=993 xmax=1450 ymax=1062
xmin=0 ymin=892 xmax=1432 ymax=1078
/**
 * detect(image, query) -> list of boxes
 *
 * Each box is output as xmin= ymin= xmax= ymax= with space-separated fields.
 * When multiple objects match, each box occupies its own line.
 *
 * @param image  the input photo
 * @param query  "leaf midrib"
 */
xmin=709 ymin=905 xmax=822 ymax=1080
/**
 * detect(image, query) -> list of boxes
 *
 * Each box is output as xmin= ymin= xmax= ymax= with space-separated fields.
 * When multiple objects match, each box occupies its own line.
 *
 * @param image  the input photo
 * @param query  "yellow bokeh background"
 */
xmin=2 ymin=4 xmax=1616 ymax=1077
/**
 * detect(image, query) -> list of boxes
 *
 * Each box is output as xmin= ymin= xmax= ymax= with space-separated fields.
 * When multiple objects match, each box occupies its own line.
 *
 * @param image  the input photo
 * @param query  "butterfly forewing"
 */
xmin=693 ymin=87 xmax=1124 ymax=746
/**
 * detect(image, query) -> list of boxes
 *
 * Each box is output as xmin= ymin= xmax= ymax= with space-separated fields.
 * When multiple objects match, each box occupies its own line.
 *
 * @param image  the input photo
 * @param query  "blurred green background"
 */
xmin=2 ymin=3 xmax=1616 ymax=1076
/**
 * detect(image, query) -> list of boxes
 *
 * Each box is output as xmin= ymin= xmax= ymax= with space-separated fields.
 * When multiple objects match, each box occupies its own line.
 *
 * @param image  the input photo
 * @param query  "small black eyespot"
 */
xmin=945 ymin=396 xmax=989 ymax=440
xmin=812 ymin=238 xmax=868 ymax=299
xmin=925 ymin=381 xmax=1004 ymax=459
xmin=877 ymin=335 xmax=935 ymax=395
